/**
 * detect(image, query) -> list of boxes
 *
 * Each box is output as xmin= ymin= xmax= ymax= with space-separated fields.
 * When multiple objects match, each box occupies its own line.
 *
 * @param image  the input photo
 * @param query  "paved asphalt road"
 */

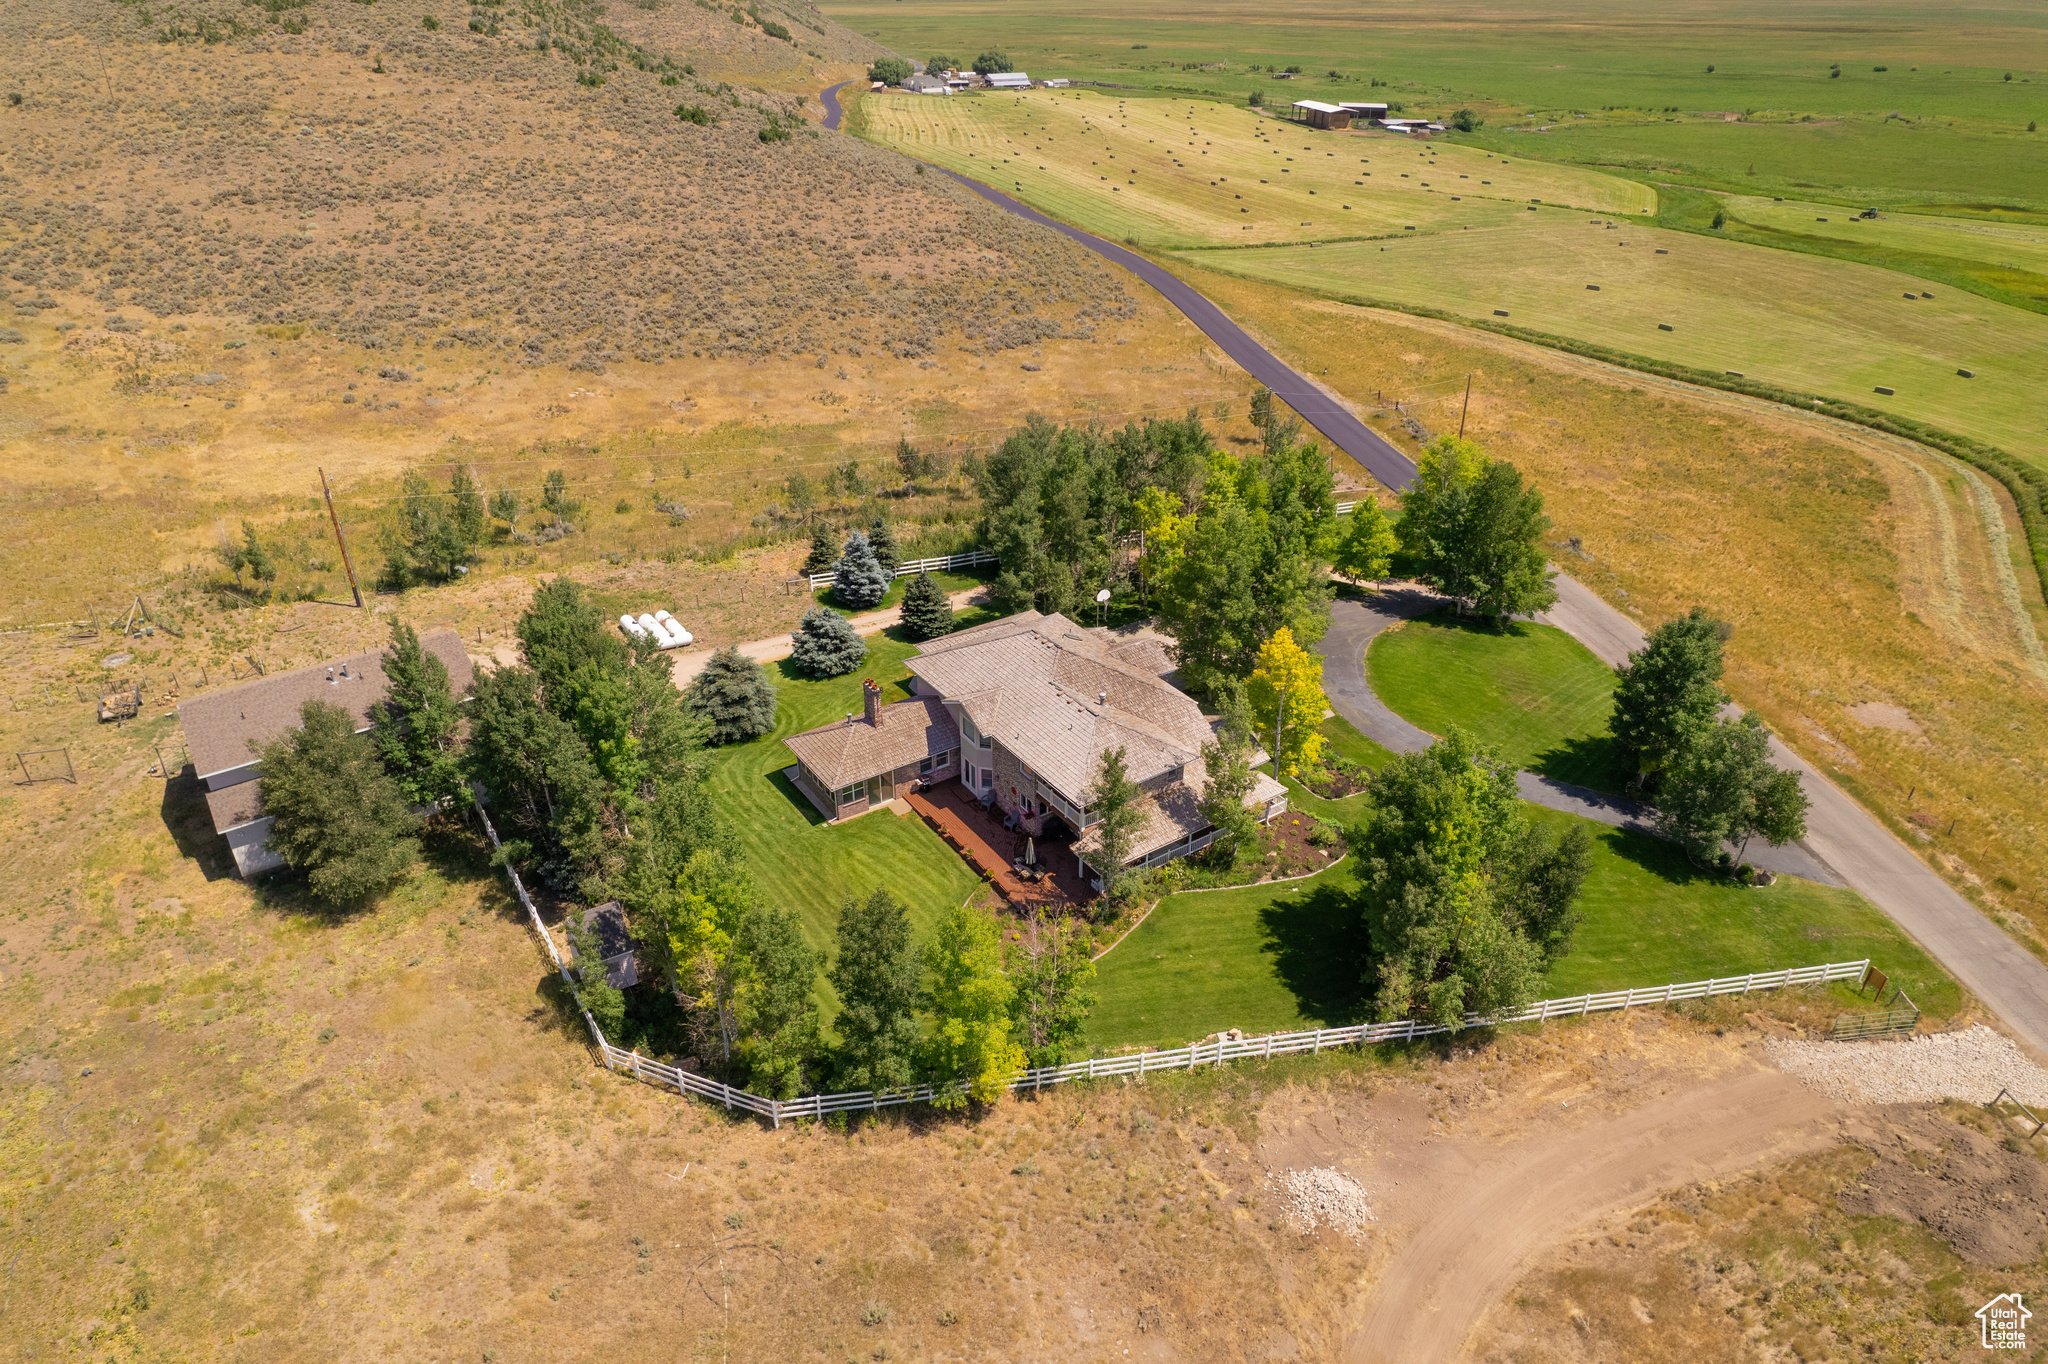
xmin=819 ymin=80 xmax=851 ymax=131
xmin=823 ymin=98 xmax=2048 ymax=1055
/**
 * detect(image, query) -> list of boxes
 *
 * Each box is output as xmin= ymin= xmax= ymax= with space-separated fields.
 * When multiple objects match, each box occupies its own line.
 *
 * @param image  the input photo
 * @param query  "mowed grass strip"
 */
xmin=1085 ymin=808 xmax=1961 ymax=1049
xmin=1171 ymin=213 xmax=2048 ymax=469
xmin=857 ymin=88 xmax=1652 ymax=251
xmin=699 ymin=628 xmax=986 ymax=1021
xmin=1367 ymin=613 xmax=1628 ymax=794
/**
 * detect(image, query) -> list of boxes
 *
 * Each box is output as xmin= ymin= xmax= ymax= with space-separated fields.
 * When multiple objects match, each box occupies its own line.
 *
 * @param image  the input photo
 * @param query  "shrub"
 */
xmin=1247 ymin=90 xmax=1264 ymax=108
xmin=674 ymin=104 xmax=713 ymax=126
xmin=789 ymin=607 xmax=866 ymax=677
xmin=421 ymin=13 xmax=439 ymax=29
xmin=860 ymin=1302 xmax=890 ymax=1327
xmin=831 ymin=530 xmax=890 ymax=609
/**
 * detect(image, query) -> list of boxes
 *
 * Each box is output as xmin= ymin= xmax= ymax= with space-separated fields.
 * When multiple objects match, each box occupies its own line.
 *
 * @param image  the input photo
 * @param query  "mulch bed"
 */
xmin=1252 ymin=812 xmax=1346 ymax=880
xmin=1297 ymin=764 xmax=1367 ymax=800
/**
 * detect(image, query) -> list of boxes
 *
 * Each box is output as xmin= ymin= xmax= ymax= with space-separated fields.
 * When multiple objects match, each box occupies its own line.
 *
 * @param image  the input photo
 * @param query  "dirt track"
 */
xmin=1340 ymin=1067 xmax=1840 ymax=1363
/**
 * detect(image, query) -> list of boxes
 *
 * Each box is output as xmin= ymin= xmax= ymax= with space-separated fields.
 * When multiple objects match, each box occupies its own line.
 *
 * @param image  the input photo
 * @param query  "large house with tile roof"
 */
xmin=781 ymin=612 xmax=1286 ymax=884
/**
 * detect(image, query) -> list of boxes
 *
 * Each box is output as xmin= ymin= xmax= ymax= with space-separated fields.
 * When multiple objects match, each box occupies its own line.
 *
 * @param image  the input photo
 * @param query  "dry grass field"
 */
xmin=857 ymin=87 xmax=1654 ymax=249
xmin=1172 ymin=263 xmax=2048 ymax=955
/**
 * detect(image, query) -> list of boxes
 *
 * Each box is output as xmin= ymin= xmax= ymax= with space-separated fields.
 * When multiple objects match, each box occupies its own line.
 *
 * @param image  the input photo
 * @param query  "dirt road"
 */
xmin=1342 ymin=1067 xmax=1840 ymax=1364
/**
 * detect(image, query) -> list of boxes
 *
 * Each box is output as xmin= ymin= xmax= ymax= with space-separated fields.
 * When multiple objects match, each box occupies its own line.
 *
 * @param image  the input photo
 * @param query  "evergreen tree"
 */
xmin=566 ymin=912 xmax=627 ymax=1039
xmin=1197 ymin=729 xmax=1259 ymax=866
xmin=261 ymin=700 xmax=421 ymax=904
xmin=831 ymin=530 xmax=891 ymax=610
xmin=789 ymin=606 xmax=867 ymax=678
xmin=517 ymin=577 xmax=626 ymax=699
xmin=866 ymin=513 xmax=901 ymax=577
xmin=1333 ymin=498 xmax=1397 ymax=584
xmin=367 ymin=619 xmax=469 ymax=809
xmin=800 ymin=522 xmax=836 ymax=577
xmin=1656 ymin=712 xmax=1809 ymax=868
xmin=1084 ymin=747 xmax=1144 ymax=901
xmin=464 ymin=665 xmax=607 ymax=881
xmin=830 ymin=889 xmax=922 ymax=1091
xmin=541 ymin=468 xmax=581 ymax=524
xmin=1009 ymin=913 xmax=1097 ymax=1069
xmin=241 ymin=520 xmax=277 ymax=598
xmin=1247 ymin=626 xmax=1328 ymax=777
xmin=735 ymin=904 xmax=821 ymax=1100
xmin=383 ymin=466 xmax=472 ymax=586
xmin=899 ymin=571 xmax=954 ymax=641
xmin=450 ymin=464 xmax=487 ymax=550
xmin=1612 ymin=608 xmax=1730 ymax=785
xmin=894 ymin=436 xmax=925 ymax=488
xmin=683 ymin=646 xmax=779 ymax=745
xmin=920 ymin=902 xmax=1023 ymax=1107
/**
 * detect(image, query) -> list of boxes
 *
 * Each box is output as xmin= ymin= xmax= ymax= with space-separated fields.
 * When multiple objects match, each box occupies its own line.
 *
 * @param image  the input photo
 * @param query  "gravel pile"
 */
xmin=1768 ymin=1024 xmax=2048 ymax=1104
xmin=1269 ymin=1167 xmax=1375 ymax=1242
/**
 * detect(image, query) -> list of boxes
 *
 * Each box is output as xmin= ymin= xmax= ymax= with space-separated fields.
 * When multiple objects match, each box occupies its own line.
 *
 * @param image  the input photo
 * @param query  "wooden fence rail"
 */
xmin=807 ymin=548 xmax=996 ymax=590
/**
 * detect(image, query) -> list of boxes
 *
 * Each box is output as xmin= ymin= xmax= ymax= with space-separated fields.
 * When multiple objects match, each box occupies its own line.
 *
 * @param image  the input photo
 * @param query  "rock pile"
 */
xmin=1269 ymin=1167 xmax=1375 ymax=1242
xmin=1768 ymin=1024 xmax=2048 ymax=1104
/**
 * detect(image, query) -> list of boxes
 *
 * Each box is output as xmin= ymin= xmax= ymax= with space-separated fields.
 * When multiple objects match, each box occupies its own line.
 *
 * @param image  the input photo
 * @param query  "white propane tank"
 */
xmin=619 ymin=614 xmax=647 ymax=640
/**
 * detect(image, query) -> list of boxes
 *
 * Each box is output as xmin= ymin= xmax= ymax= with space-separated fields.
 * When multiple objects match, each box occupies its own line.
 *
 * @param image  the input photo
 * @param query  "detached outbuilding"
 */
xmin=1338 ymin=101 xmax=1389 ymax=122
xmin=1292 ymin=100 xmax=1351 ymax=130
xmin=902 ymin=74 xmax=950 ymax=95
xmin=985 ymin=71 xmax=1031 ymax=90
xmin=176 ymin=629 xmax=474 ymax=877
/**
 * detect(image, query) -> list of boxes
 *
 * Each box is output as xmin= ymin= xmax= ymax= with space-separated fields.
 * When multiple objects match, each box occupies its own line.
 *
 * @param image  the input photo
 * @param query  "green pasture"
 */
xmin=1084 ymin=804 xmax=1961 ymax=1048
xmin=698 ymin=624 xmax=992 ymax=1022
xmin=1170 ymin=211 xmax=2048 ymax=470
xmin=857 ymin=88 xmax=1651 ymax=251
xmin=1366 ymin=613 xmax=1628 ymax=794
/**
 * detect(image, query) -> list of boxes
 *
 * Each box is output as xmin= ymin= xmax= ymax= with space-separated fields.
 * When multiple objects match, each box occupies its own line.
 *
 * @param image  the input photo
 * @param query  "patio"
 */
xmin=905 ymin=781 xmax=1094 ymax=913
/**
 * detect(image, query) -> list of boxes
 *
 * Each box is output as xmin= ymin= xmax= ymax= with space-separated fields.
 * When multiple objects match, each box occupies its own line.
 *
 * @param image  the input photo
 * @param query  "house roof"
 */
xmin=204 ymin=780 xmax=266 ymax=834
xmin=571 ymin=902 xmax=641 ymax=990
xmin=907 ymin=613 xmax=1211 ymax=805
xmin=1076 ymin=762 xmax=1288 ymax=862
xmin=783 ymin=696 xmax=959 ymax=793
xmin=179 ymin=628 xmax=474 ymax=780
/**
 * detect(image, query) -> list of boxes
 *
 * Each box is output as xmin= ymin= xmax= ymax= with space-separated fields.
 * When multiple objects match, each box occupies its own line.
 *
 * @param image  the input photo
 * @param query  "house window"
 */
xmin=980 ymin=767 xmax=993 ymax=791
xmin=934 ymin=749 xmax=951 ymax=770
xmin=839 ymin=782 xmax=864 ymax=805
xmin=919 ymin=756 xmax=933 ymax=777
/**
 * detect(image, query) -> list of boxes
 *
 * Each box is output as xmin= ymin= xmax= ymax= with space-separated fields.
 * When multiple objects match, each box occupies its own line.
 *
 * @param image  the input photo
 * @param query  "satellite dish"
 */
xmin=1095 ymin=589 xmax=1111 ymax=604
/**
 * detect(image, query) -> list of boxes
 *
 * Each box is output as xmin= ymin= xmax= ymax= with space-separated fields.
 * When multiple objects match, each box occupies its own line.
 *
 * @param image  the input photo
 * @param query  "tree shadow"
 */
xmin=1258 ymin=881 xmax=1373 ymax=1026
xmin=159 ymin=765 xmax=234 ymax=882
xmin=1589 ymin=817 xmax=1726 ymax=889
xmin=1531 ymin=732 xmax=1631 ymax=797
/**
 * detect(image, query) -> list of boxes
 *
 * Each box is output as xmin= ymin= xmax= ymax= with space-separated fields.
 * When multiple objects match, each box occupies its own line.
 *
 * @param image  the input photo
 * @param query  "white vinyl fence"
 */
xmin=479 ymin=811 xmax=1871 ymax=1128
xmin=807 ymin=548 xmax=996 ymax=590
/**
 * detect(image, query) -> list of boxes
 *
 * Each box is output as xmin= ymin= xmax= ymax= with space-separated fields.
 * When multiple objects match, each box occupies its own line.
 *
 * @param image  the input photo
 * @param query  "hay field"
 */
xmin=858 ymin=88 xmax=1655 ymax=249
xmin=1179 ymin=260 xmax=2048 ymax=953
xmin=1170 ymin=215 xmax=2048 ymax=469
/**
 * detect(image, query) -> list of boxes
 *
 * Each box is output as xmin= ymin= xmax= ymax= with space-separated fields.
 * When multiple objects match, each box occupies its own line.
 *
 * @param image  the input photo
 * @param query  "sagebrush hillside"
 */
xmin=0 ymin=0 xmax=1134 ymax=368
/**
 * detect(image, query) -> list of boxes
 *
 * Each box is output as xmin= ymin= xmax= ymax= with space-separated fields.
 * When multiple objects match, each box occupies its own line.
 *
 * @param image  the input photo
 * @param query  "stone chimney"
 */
xmin=863 ymin=678 xmax=883 ymax=727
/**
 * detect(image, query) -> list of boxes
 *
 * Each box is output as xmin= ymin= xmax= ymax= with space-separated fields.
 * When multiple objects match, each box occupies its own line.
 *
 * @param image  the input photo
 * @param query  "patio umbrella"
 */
xmin=1025 ymin=837 xmax=1036 ymax=869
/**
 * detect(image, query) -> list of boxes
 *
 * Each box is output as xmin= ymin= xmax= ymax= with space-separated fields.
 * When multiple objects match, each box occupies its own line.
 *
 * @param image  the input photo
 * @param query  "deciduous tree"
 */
xmin=1084 ymin=746 xmax=1144 ymax=901
xmin=566 ymin=912 xmax=626 ymax=1039
xmin=261 ymin=700 xmax=421 ymax=904
xmin=920 ymin=902 xmax=1024 ymax=1107
xmin=1611 ymin=608 xmax=1730 ymax=785
xmin=735 ymin=904 xmax=821 ymax=1099
xmin=1400 ymin=438 xmax=1556 ymax=621
xmin=1009 ymin=913 xmax=1097 ymax=1069
xmin=1248 ymin=626 xmax=1327 ymax=778
xmin=1333 ymin=498 xmax=1397 ymax=584
xmin=830 ymin=889 xmax=922 ymax=1091
xmin=1656 ymin=712 xmax=1809 ymax=868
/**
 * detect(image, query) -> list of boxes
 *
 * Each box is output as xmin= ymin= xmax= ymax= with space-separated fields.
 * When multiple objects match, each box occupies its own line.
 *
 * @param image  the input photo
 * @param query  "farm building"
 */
xmin=1042 ymin=78 xmax=1071 ymax=88
xmin=1291 ymin=100 xmax=1352 ymax=130
xmin=1338 ymin=101 xmax=1389 ymax=121
xmin=780 ymin=611 xmax=1286 ymax=887
xmin=902 ymin=73 xmax=950 ymax=95
xmin=985 ymin=71 xmax=1031 ymax=90
xmin=176 ymin=629 xmax=475 ymax=878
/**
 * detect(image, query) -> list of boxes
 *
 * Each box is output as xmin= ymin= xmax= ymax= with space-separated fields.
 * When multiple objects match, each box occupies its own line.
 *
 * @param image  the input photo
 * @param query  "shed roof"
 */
xmin=1293 ymin=100 xmax=1345 ymax=114
xmin=179 ymin=628 xmax=474 ymax=780
xmin=783 ymin=696 xmax=959 ymax=793
xmin=571 ymin=902 xmax=641 ymax=990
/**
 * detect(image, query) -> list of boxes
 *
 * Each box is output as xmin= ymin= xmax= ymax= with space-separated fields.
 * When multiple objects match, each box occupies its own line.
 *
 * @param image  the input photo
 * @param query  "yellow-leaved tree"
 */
xmin=1134 ymin=485 xmax=1194 ymax=604
xmin=1248 ymin=626 xmax=1329 ymax=778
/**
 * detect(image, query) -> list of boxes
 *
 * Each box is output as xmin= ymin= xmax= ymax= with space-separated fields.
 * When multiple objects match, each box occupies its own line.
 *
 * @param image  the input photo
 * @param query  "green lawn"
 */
xmin=811 ymin=565 xmax=992 ymax=616
xmin=699 ymin=626 xmax=985 ymax=1023
xmin=1283 ymin=713 xmax=1393 ymax=821
xmin=1085 ymin=803 xmax=1962 ymax=1049
xmin=1366 ymin=612 xmax=1629 ymax=793
xmin=1532 ymin=807 xmax=1963 ymax=1018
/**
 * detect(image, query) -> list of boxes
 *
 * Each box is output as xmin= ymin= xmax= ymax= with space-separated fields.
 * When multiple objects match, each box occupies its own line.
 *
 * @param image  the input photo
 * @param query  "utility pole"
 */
xmin=320 ymin=466 xmax=364 ymax=608
xmin=1458 ymin=373 xmax=1473 ymax=439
